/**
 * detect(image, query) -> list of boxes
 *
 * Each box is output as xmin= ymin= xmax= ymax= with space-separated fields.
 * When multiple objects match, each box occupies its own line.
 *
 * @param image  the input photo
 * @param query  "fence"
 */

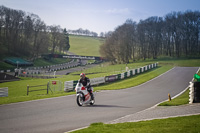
xmin=0 ymin=87 xmax=8 ymax=97
xmin=48 ymin=80 xmax=63 ymax=92
xmin=27 ymin=83 xmax=49 ymax=95
xmin=189 ymin=68 xmax=200 ymax=103
xmin=64 ymin=63 xmax=158 ymax=91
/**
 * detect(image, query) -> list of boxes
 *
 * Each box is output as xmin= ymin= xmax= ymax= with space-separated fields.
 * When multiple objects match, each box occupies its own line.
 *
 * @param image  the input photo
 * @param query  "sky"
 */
xmin=1 ymin=0 xmax=200 ymax=35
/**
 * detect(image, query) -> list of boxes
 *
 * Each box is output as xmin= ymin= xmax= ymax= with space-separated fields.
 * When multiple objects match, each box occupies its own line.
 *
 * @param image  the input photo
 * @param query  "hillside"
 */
xmin=69 ymin=35 xmax=104 ymax=56
xmin=0 ymin=35 xmax=104 ymax=70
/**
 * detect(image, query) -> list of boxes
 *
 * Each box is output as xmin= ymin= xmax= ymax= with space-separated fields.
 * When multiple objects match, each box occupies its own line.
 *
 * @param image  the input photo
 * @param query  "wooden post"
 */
xmin=47 ymin=82 xmax=49 ymax=94
xmin=168 ymin=93 xmax=171 ymax=101
xmin=27 ymin=85 xmax=29 ymax=95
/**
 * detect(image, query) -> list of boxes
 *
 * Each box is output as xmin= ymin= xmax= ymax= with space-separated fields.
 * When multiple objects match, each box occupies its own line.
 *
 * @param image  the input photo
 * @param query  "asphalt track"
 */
xmin=0 ymin=67 xmax=198 ymax=133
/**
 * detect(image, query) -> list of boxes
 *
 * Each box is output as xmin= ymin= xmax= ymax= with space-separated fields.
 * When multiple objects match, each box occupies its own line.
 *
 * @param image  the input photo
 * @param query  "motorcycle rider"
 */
xmin=79 ymin=73 xmax=94 ymax=100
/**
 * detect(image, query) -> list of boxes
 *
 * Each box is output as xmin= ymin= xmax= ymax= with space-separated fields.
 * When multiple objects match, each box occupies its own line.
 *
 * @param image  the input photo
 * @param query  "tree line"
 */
xmin=68 ymin=28 xmax=98 ymax=37
xmin=0 ymin=5 xmax=70 ymax=60
xmin=100 ymin=10 xmax=200 ymax=63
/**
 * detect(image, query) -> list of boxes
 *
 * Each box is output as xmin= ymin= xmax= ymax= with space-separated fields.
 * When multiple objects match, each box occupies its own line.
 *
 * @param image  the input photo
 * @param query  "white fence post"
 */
xmin=189 ymin=82 xmax=194 ymax=104
xmin=121 ymin=73 xmax=124 ymax=79
xmin=64 ymin=81 xmax=74 ymax=92
xmin=132 ymin=69 xmax=135 ymax=75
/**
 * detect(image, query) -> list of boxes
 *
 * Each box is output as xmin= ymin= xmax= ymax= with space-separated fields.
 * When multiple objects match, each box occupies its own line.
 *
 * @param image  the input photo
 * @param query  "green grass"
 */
xmin=0 ymin=58 xmax=71 ymax=70
xmin=157 ymin=58 xmax=200 ymax=67
xmin=158 ymin=66 xmax=200 ymax=106
xmin=159 ymin=89 xmax=189 ymax=106
xmin=0 ymin=59 xmax=199 ymax=105
xmin=0 ymin=62 xmax=158 ymax=105
xmin=72 ymin=61 xmax=157 ymax=78
xmin=72 ymin=115 xmax=200 ymax=133
xmin=94 ymin=66 xmax=171 ymax=90
xmin=33 ymin=58 xmax=71 ymax=67
xmin=0 ymin=61 xmax=15 ymax=70
xmin=69 ymin=35 xmax=103 ymax=56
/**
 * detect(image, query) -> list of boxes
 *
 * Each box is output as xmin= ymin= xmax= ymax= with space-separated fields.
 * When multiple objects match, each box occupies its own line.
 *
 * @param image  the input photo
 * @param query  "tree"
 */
xmin=64 ymin=32 xmax=70 ymax=52
xmin=49 ymin=25 xmax=61 ymax=54
xmin=0 ymin=5 xmax=71 ymax=59
xmin=101 ymin=11 xmax=200 ymax=63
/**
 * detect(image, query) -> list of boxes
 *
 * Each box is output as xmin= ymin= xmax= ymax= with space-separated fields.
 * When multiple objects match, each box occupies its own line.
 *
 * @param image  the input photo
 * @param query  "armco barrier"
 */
xmin=194 ymin=82 xmax=200 ymax=103
xmin=0 ymin=87 xmax=8 ymax=97
xmin=64 ymin=81 xmax=74 ymax=91
xmin=127 ymin=70 xmax=131 ymax=77
xmin=121 ymin=72 xmax=124 ymax=79
xmin=117 ymin=74 xmax=121 ymax=80
xmin=73 ymin=80 xmax=78 ymax=89
xmin=137 ymin=68 xmax=140 ymax=74
xmin=91 ymin=77 xmax=105 ymax=85
xmin=105 ymin=75 xmax=118 ymax=82
xmin=64 ymin=63 xmax=158 ymax=91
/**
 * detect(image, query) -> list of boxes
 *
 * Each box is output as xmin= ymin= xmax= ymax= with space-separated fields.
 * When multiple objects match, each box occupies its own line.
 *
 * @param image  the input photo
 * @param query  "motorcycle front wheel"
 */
xmin=77 ymin=95 xmax=83 ymax=106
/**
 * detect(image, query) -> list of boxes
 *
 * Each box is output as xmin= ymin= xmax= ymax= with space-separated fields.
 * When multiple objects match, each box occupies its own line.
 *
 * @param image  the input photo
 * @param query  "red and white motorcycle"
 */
xmin=75 ymin=82 xmax=95 ymax=106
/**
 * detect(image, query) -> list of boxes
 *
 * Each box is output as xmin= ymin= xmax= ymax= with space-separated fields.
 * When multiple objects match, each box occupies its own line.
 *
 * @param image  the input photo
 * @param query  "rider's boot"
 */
xmin=91 ymin=93 xmax=94 ymax=100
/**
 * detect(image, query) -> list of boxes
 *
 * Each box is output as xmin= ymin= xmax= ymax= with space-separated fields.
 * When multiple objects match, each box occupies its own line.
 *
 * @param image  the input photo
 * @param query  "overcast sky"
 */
xmin=1 ymin=0 xmax=200 ymax=34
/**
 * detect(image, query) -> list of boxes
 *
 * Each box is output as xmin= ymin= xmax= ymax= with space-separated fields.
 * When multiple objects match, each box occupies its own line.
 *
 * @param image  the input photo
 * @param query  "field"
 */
xmin=1 ymin=35 xmax=200 ymax=133
xmin=0 ymin=61 xmax=162 ymax=104
xmin=68 ymin=35 xmax=103 ymax=56
xmin=0 ymin=59 xmax=200 ymax=105
xmin=0 ymin=58 xmax=72 ymax=71
xmin=0 ymin=35 xmax=200 ymax=105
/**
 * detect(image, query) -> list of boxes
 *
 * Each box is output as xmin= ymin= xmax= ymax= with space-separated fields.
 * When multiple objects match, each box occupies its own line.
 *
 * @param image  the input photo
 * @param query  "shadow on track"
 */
xmin=84 ymin=104 xmax=131 ymax=108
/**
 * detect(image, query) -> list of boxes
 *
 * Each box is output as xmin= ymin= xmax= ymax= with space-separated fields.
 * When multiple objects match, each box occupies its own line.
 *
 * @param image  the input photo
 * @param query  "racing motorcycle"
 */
xmin=75 ymin=82 xmax=95 ymax=106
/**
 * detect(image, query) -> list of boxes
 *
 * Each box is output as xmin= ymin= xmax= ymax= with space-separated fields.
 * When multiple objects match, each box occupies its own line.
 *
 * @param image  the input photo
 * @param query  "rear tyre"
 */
xmin=90 ymin=99 xmax=95 ymax=105
xmin=77 ymin=95 xmax=83 ymax=106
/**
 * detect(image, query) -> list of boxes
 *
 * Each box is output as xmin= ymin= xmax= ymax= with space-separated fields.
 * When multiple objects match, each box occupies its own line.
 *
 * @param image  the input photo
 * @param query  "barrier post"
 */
xmin=189 ymin=82 xmax=194 ymax=104
xmin=27 ymin=85 xmax=29 ymax=95
xmin=47 ymin=82 xmax=49 ymax=94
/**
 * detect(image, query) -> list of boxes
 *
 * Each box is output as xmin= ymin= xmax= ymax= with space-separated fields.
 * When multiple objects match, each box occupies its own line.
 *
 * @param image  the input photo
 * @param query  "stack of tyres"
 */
xmin=194 ymin=82 xmax=200 ymax=103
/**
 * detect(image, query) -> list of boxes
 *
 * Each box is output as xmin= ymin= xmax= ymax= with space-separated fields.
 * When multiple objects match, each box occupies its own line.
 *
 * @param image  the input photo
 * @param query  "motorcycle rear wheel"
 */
xmin=90 ymin=99 xmax=95 ymax=105
xmin=77 ymin=95 xmax=83 ymax=106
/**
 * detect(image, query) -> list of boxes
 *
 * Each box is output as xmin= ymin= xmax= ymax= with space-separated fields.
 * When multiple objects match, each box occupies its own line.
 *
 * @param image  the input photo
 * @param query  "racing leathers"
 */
xmin=79 ymin=77 xmax=94 ymax=100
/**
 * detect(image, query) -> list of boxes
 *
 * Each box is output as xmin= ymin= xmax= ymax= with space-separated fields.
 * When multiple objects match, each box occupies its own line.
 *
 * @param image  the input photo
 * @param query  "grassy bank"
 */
xmin=0 ymin=62 xmax=162 ymax=105
xmin=72 ymin=115 xmax=200 ymax=133
xmin=33 ymin=58 xmax=71 ymax=67
xmin=69 ymin=35 xmax=103 ymax=56
xmin=158 ymin=67 xmax=200 ymax=106
xmin=0 ymin=58 xmax=71 ymax=70
xmin=95 ymin=65 xmax=171 ymax=90
xmin=159 ymin=89 xmax=189 ymax=106
xmin=0 ymin=59 xmax=199 ymax=105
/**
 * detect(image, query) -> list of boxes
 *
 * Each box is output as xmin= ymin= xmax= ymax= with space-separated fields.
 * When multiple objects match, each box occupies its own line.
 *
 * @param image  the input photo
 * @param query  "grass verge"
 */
xmin=95 ymin=66 xmax=172 ymax=90
xmin=33 ymin=58 xmax=71 ymax=67
xmin=0 ymin=64 xmax=169 ymax=105
xmin=159 ymin=65 xmax=200 ymax=106
xmin=0 ymin=58 xmax=199 ymax=105
xmin=159 ymin=89 xmax=189 ymax=106
xmin=72 ymin=115 xmax=200 ymax=133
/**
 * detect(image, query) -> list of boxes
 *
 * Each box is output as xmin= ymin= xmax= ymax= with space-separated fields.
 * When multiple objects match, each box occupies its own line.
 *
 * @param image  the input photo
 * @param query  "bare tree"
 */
xmin=101 ymin=11 xmax=200 ymax=63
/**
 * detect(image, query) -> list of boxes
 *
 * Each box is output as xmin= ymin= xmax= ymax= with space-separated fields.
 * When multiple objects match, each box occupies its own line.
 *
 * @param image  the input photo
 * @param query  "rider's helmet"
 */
xmin=80 ymin=73 xmax=85 ymax=79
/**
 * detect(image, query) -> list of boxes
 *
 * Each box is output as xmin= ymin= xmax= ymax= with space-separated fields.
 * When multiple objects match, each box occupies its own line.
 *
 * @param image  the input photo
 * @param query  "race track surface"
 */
xmin=0 ymin=67 xmax=198 ymax=133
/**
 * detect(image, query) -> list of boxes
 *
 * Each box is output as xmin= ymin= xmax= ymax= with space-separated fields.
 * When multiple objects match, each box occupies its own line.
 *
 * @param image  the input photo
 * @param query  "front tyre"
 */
xmin=77 ymin=95 xmax=83 ymax=106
